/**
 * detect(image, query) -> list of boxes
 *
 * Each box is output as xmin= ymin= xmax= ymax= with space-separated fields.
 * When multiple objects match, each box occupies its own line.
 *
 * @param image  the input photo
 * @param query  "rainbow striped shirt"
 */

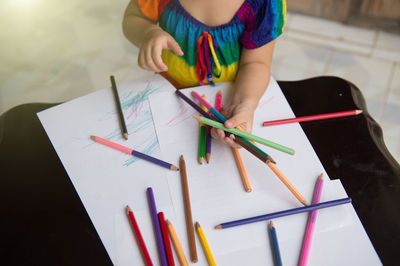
xmin=136 ymin=0 xmax=286 ymax=88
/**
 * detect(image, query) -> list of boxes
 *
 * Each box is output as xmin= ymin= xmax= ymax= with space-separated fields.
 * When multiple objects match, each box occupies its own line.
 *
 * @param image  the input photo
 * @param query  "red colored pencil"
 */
xmin=262 ymin=110 xmax=363 ymax=126
xmin=126 ymin=205 xmax=153 ymax=266
xmin=158 ymin=212 xmax=175 ymax=266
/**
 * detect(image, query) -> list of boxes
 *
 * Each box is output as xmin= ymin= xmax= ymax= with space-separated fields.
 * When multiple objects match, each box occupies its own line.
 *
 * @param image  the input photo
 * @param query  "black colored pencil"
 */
xmin=110 ymin=75 xmax=128 ymax=140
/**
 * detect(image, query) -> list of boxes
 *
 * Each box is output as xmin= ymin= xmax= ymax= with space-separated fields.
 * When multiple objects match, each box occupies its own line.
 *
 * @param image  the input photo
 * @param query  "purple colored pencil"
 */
xmin=147 ymin=187 xmax=168 ymax=266
xmin=175 ymin=90 xmax=215 ymax=120
xmin=215 ymin=197 xmax=352 ymax=229
xmin=205 ymin=127 xmax=212 ymax=163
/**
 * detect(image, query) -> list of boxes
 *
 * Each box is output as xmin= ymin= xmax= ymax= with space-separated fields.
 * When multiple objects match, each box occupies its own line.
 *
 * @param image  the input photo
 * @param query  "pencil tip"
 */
xmin=193 ymin=115 xmax=201 ymax=121
xmin=206 ymin=154 xmax=210 ymax=163
xmin=198 ymin=157 xmax=204 ymax=164
xmin=269 ymin=221 xmax=274 ymax=228
xmin=319 ymin=173 xmax=324 ymax=180
xmin=171 ymin=165 xmax=179 ymax=171
xmin=90 ymin=135 xmax=96 ymax=141
xmin=302 ymin=200 xmax=309 ymax=206
xmin=195 ymin=222 xmax=200 ymax=228
xmin=215 ymin=225 xmax=222 ymax=229
xmin=125 ymin=205 xmax=131 ymax=214
xmin=356 ymin=110 xmax=363 ymax=115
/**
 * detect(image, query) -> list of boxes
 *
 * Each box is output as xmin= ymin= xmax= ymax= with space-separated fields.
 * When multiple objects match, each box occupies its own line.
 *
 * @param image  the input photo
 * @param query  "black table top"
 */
xmin=1 ymin=76 xmax=399 ymax=265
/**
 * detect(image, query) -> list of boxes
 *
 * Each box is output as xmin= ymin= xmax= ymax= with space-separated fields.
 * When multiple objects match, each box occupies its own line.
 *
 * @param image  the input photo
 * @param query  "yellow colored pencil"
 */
xmin=166 ymin=220 xmax=189 ymax=266
xmin=195 ymin=222 xmax=216 ymax=266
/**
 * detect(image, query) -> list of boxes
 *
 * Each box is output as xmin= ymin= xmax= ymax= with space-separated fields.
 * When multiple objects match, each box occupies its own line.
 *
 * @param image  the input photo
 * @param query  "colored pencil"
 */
xmin=267 ymin=162 xmax=309 ymax=206
xmin=202 ymin=95 xmax=212 ymax=163
xmin=175 ymin=90 xmax=215 ymax=120
xmin=215 ymin=197 xmax=352 ymax=229
xmin=198 ymin=95 xmax=207 ymax=164
xmin=126 ymin=205 xmax=153 ymax=266
xmin=179 ymin=155 xmax=198 ymax=262
xmin=166 ymin=220 xmax=189 ymax=266
xmin=195 ymin=222 xmax=217 ymax=266
xmin=215 ymin=90 xmax=222 ymax=111
xmin=263 ymin=110 xmax=363 ymax=126
xmin=232 ymin=148 xmax=252 ymax=192
xmin=217 ymin=108 xmax=306 ymax=206
xmin=176 ymin=89 xmax=273 ymax=164
xmin=205 ymin=126 xmax=212 ymax=163
xmin=158 ymin=212 xmax=175 ymax=266
xmin=194 ymin=116 xmax=295 ymax=155
xmin=110 ymin=75 xmax=128 ymax=140
xmin=90 ymin=136 xmax=179 ymax=171
xmin=219 ymin=108 xmax=275 ymax=164
xmin=268 ymin=221 xmax=282 ymax=266
xmin=198 ymin=124 xmax=206 ymax=164
xmin=298 ymin=174 xmax=324 ymax=266
xmin=147 ymin=188 xmax=168 ymax=266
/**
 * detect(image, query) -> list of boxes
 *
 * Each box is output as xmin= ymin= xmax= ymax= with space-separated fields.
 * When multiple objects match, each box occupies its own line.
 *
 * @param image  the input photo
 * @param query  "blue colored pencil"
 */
xmin=215 ymin=197 xmax=352 ymax=229
xmin=147 ymin=187 xmax=168 ymax=266
xmin=268 ymin=221 xmax=282 ymax=266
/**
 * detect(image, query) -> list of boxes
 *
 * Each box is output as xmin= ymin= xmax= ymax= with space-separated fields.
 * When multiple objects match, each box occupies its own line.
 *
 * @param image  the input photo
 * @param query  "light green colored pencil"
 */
xmin=193 ymin=116 xmax=295 ymax=155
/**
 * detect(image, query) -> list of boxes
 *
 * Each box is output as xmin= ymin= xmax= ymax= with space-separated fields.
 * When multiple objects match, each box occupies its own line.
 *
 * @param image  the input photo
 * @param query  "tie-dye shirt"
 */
xmin=136 ymin=0 xmax=286 ymax=88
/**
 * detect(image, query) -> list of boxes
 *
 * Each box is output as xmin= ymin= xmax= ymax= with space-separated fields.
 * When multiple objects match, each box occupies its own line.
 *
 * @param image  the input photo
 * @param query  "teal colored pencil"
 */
xmin=193 ymin=116 xmax=295 ymax=155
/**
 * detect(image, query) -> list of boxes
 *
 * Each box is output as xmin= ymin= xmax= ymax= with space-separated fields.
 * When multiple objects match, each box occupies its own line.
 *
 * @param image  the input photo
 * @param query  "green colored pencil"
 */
xmin=193 ymin=116 xmax=295 ymax=155
xmin=199 ymin=124 xmax=206 ymax=164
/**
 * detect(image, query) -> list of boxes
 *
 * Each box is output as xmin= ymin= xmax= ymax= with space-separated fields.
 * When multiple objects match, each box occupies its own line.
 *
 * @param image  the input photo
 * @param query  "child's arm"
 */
xmin=211 ymin=40 xmax=275 ymax=148
xmin=122 ymin=0 xmax=183 ymax=73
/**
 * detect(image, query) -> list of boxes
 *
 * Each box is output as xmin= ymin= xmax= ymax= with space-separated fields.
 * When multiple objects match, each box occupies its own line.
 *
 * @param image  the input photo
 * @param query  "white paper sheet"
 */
xmin=38 ymin=75 xmax=178 ymax=265
xmin=148 ymin=78 xmax=381 ymax=265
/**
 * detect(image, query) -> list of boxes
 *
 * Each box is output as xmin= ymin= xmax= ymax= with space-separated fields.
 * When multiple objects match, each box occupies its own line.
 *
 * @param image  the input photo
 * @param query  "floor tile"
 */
xmin=324 ymin=51 xmax=394 ymax=121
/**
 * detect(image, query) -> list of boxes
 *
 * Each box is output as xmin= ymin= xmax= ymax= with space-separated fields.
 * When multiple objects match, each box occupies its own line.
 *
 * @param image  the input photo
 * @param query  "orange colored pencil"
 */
xmin=232 ymin=148 xmax=251 ymax=192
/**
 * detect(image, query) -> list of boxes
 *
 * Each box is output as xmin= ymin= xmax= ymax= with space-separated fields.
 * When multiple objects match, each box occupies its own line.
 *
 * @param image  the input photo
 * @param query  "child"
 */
xmin=123 ymin=0 xmax=286 ymax=147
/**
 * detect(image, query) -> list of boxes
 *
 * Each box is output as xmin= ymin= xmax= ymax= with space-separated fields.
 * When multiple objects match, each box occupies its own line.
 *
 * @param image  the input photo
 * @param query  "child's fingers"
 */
xmin=166 ymin=39 xmax=184 ymax=56
xmin=151 ymin=44 xmax=168 ymax=72
xmin=225 ymin=112 xmax=250 ymax=131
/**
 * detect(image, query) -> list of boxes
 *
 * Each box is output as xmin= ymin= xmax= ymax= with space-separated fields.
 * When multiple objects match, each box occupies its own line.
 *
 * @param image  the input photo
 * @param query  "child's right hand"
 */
xmin=138 ymin=28 xmax=184 ymax=73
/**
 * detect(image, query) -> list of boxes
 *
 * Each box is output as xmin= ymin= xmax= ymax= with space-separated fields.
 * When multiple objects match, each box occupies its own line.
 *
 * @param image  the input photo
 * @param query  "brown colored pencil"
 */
xmin=179 ymin=155 xmax=197 ymax=262
xmin=110 ymin=75 xmax=128 ymax=140
xmin=232 ymin=148 xmax=252 ymax=192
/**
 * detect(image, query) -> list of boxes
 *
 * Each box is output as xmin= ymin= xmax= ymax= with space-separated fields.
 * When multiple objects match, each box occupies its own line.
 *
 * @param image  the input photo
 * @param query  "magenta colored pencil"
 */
xmin=215 ymin=90 xmax=222 ymax=111
xmin=262 ymin=110 xmax=363 ymax=126
xmin=298 ymin=174 xmax=324 ymax=266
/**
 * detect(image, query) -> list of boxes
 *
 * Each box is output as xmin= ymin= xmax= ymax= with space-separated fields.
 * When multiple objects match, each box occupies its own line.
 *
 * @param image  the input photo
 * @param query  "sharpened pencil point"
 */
xmin=90 ymin=135 xmax=96 ymax=141
xmin=356 ymin=110 xmax=363 ymax=115
xmin=206 ymin=153 xmax=210 ymax=163
xmin=123 ymin=133 xmax=128 ymax=140
xmin=171 ymin=165 xmax=179 ymax=171
xmin=126 ymin=205 xmax=132 ymax=214
xmin=193 ymin=115 xmax=201 ymax=121
xmin=198 ymin=157 xmax=204 ymax=165
xmin=215 ymin=225 xmax=222 ymax=229
xmin=195 ymin=222 xmax=200 ymax=229
xmin=269 ymin=221 xmax=274 ymax=229
xmin=302 ymin=200 xmax=309 ymax=206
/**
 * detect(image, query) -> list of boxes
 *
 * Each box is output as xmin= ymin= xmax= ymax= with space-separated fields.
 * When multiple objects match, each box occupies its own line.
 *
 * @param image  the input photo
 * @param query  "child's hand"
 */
xmin=138 ymin=28 xmax=184 ymax=73
xmin=210 ymin=103 xmax=255 ymax=148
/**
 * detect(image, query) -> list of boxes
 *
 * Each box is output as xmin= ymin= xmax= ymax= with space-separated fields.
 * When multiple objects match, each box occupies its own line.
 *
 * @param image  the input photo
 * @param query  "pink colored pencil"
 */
xmin=298 ymin=174 xmax=324 ymax=266
xmin=215 ymin=90 xmax=222 ymax=111
xmin=263 ymin=110 xmax=363 ymax=126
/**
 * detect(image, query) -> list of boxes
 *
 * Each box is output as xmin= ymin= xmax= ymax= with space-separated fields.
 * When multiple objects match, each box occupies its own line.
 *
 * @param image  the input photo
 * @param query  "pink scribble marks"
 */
xmin=166 ymin=100 xmax=197 ymax=127
xmin=258 ymin=96 xmax=274 ymax=108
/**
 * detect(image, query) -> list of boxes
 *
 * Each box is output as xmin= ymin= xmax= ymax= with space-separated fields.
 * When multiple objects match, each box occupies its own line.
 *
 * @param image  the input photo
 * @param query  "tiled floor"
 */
xmin=0 ymin=1 xmax=399 ymax=162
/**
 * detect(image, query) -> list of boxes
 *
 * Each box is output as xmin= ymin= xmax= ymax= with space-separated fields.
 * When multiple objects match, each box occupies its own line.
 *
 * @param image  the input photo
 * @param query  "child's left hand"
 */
xmin=210 ymin=102 xmax=255 ymax=148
